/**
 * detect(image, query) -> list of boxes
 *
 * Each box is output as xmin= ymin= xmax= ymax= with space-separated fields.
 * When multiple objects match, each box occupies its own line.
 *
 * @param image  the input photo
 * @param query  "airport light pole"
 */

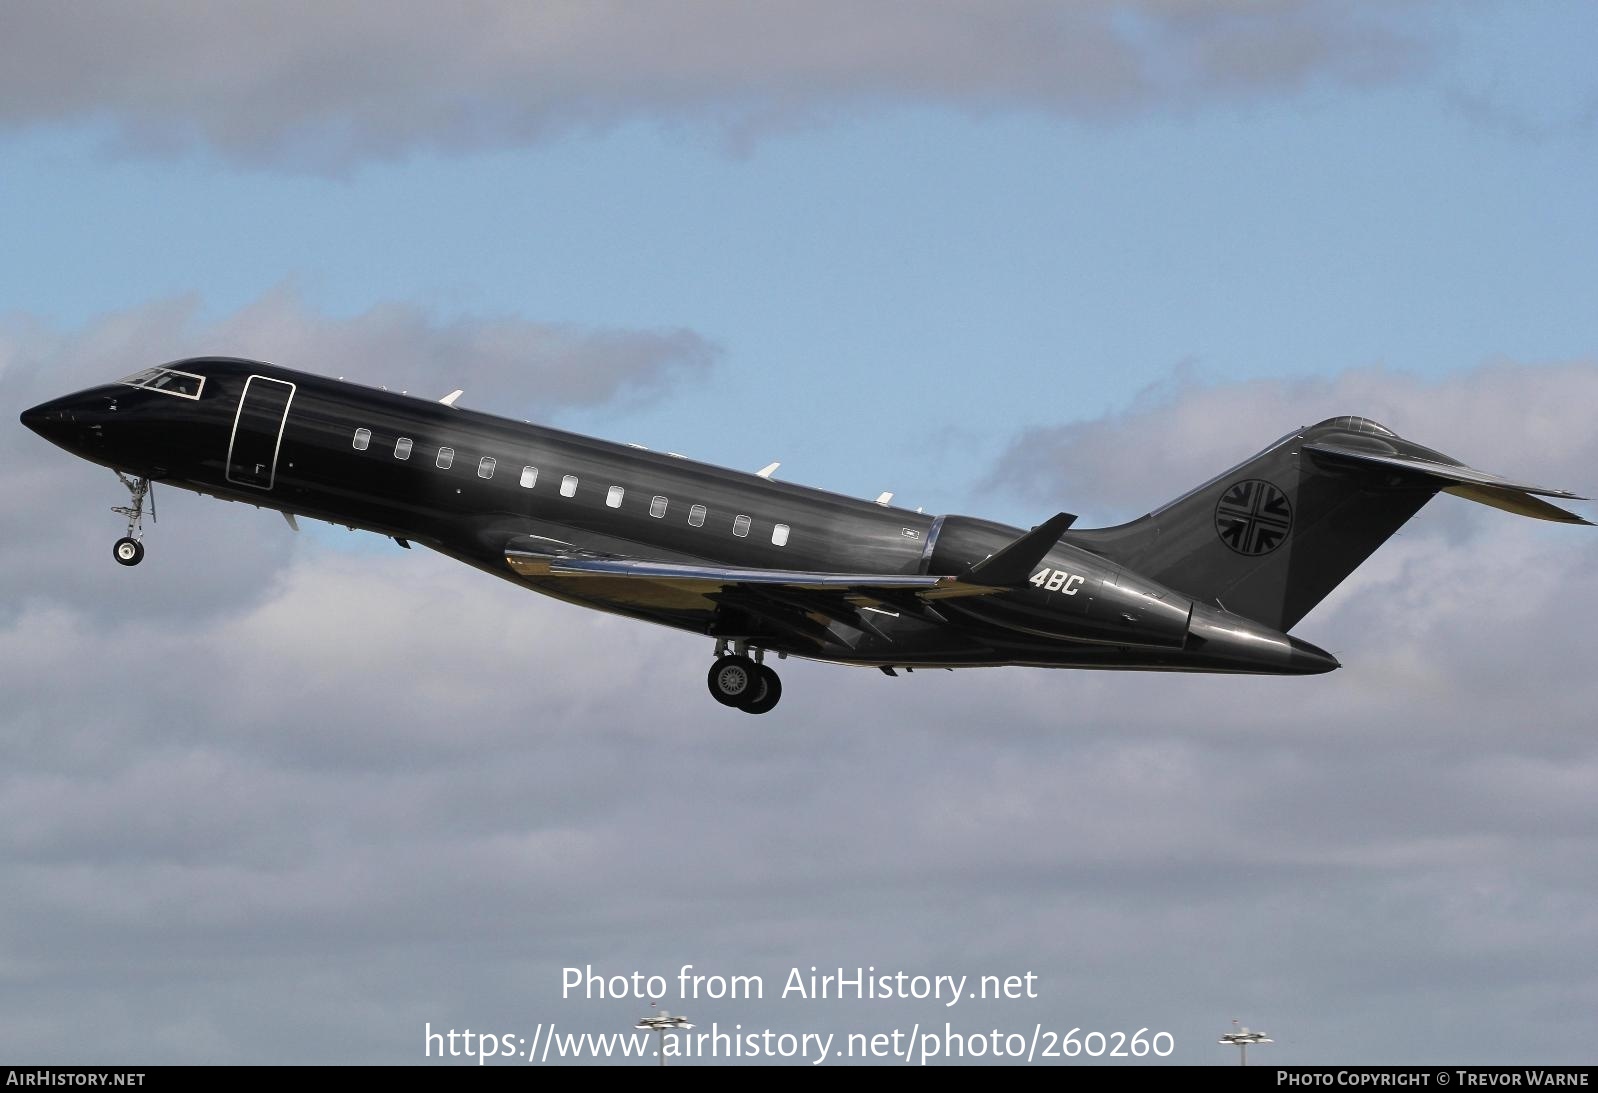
xmin=1219 ymin=1020 xmax=1272 ymax=1066
xmin=635 ymin=1011 xmax=693 ymax=1066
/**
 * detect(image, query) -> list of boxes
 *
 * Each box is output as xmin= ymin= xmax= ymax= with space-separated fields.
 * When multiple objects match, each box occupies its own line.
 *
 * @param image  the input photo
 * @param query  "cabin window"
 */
xmin=352 ymin=428 xmax=370 ymax=451
xmin=689 ymin=504 xmax=706 ymax=527
xmin=772 ymin=523 xmax=790 ymax=547
xmin=733 ymin=515 xmax=751 ymax=538
xmin=436 ymin=447 xmax=454 ymax=470
xmin=649 ymin=495 xmax=668 ymax=518
xmin=560 ymin=475 xmax=578 ymax=498
xmin=520 ymin=466 xmax=538 ymax=488
xmin=478 ymin=456 xmax=496 ymax=479
xmin=606 ymin=486 xmax=624 ymax=508
xmin=394 ymin=437 xmax=412 ymax=460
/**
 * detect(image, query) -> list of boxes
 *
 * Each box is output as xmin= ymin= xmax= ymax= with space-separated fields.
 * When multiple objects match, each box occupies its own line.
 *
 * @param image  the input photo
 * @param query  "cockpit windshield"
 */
xmin=120 ymin=366 xmax=205 ymax=400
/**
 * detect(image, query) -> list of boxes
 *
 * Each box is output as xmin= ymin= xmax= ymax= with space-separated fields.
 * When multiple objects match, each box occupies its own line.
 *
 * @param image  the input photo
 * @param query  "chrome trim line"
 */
xmin=917 ymin=514 xmax=947 ymax=574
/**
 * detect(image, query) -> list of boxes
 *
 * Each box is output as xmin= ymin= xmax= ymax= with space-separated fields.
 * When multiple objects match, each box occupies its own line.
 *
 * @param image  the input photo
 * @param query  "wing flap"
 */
xmin=709 ymin=590 xmax=857 ymax=649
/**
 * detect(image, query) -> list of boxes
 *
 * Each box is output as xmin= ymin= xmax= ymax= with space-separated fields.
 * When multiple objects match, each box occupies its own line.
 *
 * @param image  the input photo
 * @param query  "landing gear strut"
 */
xmin=111 ymin=470 xmax=153 ymax=567
xmin=706 ymin=641 xmax=783 ymax=715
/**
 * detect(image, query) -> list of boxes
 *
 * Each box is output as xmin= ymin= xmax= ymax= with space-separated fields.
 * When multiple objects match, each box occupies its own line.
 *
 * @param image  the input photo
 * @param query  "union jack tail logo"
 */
xmin=1214 ymin=479 xmax=1292 ymax=556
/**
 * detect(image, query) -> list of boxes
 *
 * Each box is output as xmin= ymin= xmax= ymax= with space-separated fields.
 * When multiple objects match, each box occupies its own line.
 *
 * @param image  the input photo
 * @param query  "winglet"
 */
xmin=964 ymin=512 xmax=1078 ymax=586
xmin=757 ymin=462 xmax=781 ymax=479
xmin=439 ymin=389 xmax=464 ymax=407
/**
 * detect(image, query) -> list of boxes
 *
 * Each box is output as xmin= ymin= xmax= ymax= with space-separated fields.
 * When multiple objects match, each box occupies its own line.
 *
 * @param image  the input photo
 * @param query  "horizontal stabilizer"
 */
xmin=1304 ymin=442 xmax=1592 ymax=525
xmin=964 ymin=512 xmax=1078 ymax=586
xmin=1440 ymin=483 xmax=1593 ymax=524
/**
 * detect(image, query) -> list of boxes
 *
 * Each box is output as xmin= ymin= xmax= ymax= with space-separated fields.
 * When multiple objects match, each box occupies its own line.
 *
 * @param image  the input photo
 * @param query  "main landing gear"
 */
xmin=111 ymin=470 xmax=153 ymax=567
xmin=706 ymin=640 xmax=783 ymax=715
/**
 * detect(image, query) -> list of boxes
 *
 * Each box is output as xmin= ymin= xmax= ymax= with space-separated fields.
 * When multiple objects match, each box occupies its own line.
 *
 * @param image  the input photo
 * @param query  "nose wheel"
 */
xmin=113 ymin=537 xmax=145 ymax=566
xmin=707 ymin=643 xmax=783 ymax=714
xmin=110 ymin=470 xmax=154 ymax=567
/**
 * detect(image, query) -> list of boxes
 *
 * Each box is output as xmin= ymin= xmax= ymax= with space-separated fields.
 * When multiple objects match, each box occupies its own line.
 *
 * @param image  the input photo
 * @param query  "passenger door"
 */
xmin=225 ymin=375 xmax=296 ymax=490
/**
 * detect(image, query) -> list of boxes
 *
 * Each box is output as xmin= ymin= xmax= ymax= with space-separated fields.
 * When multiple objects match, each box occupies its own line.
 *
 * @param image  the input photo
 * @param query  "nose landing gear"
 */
xmin=111 ymin=470 xmax=153 ymax=567
xmin=706 ymin=641 xmax=783 ymax=714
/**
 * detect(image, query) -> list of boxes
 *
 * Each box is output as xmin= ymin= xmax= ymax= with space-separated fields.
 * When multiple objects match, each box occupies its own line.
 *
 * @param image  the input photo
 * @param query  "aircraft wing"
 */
xmin=1303 ymin=441 xmax=1593 ymax=525
xmin=502 ymin=511 xmax=1077 ymax=648
xmin=503 ymin=551 xmax=997 ymax=600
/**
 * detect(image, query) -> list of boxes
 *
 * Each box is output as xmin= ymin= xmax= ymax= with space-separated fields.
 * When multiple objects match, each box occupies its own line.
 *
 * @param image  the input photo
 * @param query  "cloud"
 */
xmin=3 ymin=345 xmax=1595 ymax=1062
xmin=0 ymin=1 xmax=1429 ymax=169
xmin=987 ymin=358 xmax=1598 ymax=527
xmin=3 ymin=522 xmax=1596 ymax=1062
xmin=2 ymin=288 xmax=717 ymax=414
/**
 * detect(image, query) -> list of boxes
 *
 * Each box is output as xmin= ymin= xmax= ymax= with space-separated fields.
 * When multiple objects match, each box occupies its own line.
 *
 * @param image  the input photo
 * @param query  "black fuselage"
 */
xmin=21 ymin=357 xmax=1338 ymax=678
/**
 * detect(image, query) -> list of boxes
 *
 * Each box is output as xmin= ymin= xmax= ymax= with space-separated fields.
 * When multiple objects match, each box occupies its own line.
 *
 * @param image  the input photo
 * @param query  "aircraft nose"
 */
xmin=20 ymin=393 xmax=95 ymax=448
xmin=21 ymin=396 xmax=67 ymax=435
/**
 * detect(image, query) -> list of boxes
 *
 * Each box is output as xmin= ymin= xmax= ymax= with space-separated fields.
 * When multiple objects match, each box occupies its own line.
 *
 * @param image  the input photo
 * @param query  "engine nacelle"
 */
xmin=925 ymin=515 xmax=1192 ymax=648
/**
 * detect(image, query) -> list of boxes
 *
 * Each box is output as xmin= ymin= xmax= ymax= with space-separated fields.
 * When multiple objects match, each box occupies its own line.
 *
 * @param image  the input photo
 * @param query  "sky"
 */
xmin=1 ymin=0 xmax=1596 ymax=1066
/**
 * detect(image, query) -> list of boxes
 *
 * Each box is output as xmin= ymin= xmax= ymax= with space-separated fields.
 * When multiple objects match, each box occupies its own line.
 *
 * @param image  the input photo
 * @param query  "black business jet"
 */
xmin=21 ymin=358 xmax=1590 ymax=714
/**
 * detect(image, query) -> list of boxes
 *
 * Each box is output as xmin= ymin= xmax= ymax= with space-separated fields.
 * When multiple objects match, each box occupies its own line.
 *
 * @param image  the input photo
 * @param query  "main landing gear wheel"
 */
xmin=739 ymin=664 xmax=782 ymax=715
xmin=707 ymin=655 xmax=758 ymax=707
xmin=706 ymin=655 xmax=784 ymax=714
xmin=113 ymin=537 xmax=144 ymax=566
